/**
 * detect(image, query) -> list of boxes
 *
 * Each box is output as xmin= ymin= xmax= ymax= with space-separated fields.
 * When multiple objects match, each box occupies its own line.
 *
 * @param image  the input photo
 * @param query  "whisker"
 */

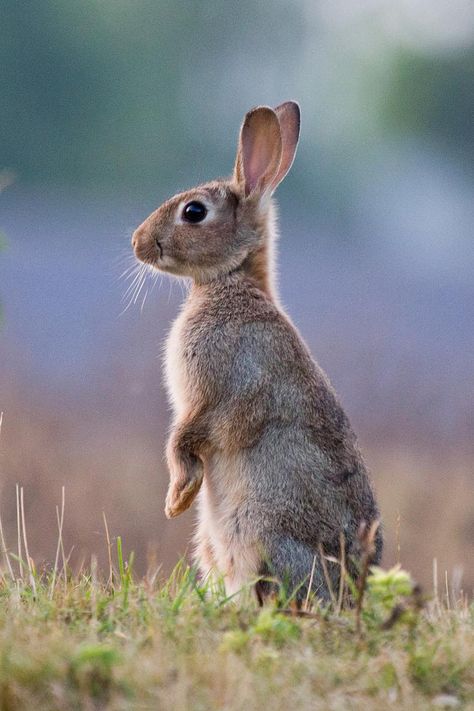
xmin=122 ymin=278 xmax=142 ymax=305
xmin=120 ymin=264 xmax=147 ymax=315
xmin=122 ymin=265 xmax=145 ymax=301
xmin=178 ymin=278 xmax=187 ymax=301
xmin=118 ymin=253 xmax=187 ymax=317
xmin=133 ymin=268 xmax=148 ymax=304
xmin=140 ymin=285 xmax=149 ymax=314
xmin=121 ymin=259 xmax=140 ymax=275
xmin=111 ymin=245 xmax=137 ymax=267
xmin=118 ymin=262 xmax=141 ymax=282
xmin=150 ymin=271 xmax=161 ymax=296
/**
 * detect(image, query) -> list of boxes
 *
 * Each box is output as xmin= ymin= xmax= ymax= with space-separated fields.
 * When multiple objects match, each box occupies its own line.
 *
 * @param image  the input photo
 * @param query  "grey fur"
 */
xmin=132 ymin=102 xmax=382 ymax=603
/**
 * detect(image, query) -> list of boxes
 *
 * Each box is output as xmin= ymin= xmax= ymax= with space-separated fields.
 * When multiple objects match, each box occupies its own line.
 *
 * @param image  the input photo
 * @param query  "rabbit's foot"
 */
xmin=165 ymin=464 xmax=203 ymax=519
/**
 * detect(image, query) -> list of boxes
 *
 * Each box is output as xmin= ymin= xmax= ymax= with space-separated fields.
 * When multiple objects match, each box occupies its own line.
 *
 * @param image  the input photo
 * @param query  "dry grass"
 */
xmin=0 ymin=397 xmax=473 ymax=708
xmin=0 ymin=495 xmax=473 ymax=710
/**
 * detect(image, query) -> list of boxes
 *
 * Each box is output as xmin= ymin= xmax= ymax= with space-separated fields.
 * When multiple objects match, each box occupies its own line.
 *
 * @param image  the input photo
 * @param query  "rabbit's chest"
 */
xmin=165 ymin=311 xmax=192 ymax=417
xmin=164 ymin=307 xmax=213 ymax=417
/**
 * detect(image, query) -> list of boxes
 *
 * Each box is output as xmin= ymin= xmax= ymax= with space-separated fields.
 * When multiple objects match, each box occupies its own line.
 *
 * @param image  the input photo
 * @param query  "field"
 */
xmin=0 ymin=505 xmax=473 ymax=711
xmin=2 ymin=2 xmax=473 ymax=708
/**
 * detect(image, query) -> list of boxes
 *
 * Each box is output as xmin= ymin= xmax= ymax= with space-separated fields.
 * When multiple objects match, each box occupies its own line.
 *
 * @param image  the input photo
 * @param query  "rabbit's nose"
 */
xmin=131 ymin=228 xmax=143 ymax=250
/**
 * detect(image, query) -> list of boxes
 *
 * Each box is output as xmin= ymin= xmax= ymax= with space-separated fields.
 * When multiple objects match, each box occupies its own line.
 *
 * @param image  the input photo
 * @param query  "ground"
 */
xmin=0 ymin=545 xmax=472 ymax=710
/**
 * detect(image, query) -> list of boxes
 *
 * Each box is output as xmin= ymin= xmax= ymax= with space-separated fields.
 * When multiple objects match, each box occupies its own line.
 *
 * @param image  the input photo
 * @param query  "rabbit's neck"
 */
xmin=239 ymin=242 xmax=278 ymax=302
xmin=238 ymin=199 xmax=280 ymax=303
xmin=191 ymin=200 xmax=280 ymax=303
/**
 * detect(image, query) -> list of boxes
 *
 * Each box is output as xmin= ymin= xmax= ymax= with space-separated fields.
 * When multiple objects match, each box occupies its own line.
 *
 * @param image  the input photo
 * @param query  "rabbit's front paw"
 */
xmin=165 ymin=457 xmax=203 ymax=519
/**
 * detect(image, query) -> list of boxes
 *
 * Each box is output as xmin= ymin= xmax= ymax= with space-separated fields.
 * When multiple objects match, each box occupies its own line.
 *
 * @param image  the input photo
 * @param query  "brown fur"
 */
xmin=132 ymin=102 xmax=382 ymax=601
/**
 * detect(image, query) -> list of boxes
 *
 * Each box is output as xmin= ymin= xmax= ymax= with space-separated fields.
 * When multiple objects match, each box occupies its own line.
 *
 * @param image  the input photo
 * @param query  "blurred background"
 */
xmin=1 ymin=1 xmax=473 ymax=593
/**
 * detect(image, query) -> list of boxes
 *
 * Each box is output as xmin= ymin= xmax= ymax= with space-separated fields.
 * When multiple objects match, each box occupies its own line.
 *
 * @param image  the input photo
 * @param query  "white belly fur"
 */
xmin=166 ymin=303 xmax=259 ymax=595
xmin=195 ymin=451 xmax=260 ymax=596
xmin=164 ymin=308 xmax=189 ymax=419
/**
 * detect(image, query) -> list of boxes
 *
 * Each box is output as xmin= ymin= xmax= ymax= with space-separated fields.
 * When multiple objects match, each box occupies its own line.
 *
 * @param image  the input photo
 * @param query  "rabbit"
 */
xmin=131 ymin=101 xmax=382 ymax=603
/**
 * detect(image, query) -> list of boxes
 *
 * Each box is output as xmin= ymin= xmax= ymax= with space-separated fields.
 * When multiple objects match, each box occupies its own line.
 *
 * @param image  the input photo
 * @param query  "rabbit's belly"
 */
xmin=164 ymin=313 xmax=189 ymax=418
xmin=196 ymin=453 xmax=260 ymax=595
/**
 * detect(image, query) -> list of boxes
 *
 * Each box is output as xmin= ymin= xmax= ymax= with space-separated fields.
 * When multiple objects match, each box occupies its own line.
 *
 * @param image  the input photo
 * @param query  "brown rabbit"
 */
xmin=132 ymin=102 xmax=382 ymax=602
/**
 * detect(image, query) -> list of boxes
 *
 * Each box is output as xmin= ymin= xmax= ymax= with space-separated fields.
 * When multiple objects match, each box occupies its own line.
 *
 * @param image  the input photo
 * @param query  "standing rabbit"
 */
xmin=132 ymin=101 xmax=382 ymax=603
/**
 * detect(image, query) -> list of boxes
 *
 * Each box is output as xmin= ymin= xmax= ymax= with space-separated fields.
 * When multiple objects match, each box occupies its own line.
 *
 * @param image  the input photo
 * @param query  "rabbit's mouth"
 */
xmin=149 ymin=243 xmax=181 ymax=273
xmin=138 ymin=245 xmax=183 ymax=275
xmin=132 ymin=230 xmax=163 ymax=268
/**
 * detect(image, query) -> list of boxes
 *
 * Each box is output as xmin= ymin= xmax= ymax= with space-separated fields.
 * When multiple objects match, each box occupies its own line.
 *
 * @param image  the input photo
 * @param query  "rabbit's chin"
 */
xmin=147 ymin=254 xmax=250 ymax=283
xmin=136 ymin=253 xmax=185 ymax=276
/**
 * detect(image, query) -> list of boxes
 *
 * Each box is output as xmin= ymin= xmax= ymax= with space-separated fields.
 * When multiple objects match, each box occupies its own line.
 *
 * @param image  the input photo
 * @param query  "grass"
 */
xmin=0 ymin=503 xmax=473 ymax=711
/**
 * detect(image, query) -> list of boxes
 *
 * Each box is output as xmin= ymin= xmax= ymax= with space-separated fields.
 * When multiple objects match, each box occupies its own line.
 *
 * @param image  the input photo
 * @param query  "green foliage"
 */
xmin=2 ymin=2 xmax=472 ymax=189
xmin=368 ymin=564 xmax=414 ymax=603
xmin=221 ymin=607 xmax=301 ymax=653
xmin=0 ymin=0 xmax=303 ymax=187
xmin=408 ymin=644 xmax=469 ymax=697
xmin=69 ymin=644 xmax=121 ymax=702
xmin=252 ymin=607 xmax=301 ymax=646
xmin=380 ymin=47 xmax=474 ymax=161
xmin=364 ymin=564 xmax=415 ymax=626
xmin=0 ymin=557 xmax=472 ymax=709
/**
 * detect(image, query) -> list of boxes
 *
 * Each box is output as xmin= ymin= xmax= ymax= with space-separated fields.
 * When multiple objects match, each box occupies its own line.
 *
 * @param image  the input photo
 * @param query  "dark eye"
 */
xmin=182 ymin=201 xmax=208 ymax=224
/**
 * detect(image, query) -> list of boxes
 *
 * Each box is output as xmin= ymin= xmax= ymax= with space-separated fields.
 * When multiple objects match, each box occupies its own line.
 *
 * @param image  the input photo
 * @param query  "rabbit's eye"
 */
xmin=182 ymin=201 xmax=208 ymax=224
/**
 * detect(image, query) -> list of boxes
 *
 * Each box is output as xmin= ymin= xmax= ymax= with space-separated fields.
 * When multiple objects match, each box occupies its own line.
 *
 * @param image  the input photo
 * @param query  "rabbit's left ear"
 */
xmin=270 ymin=101 xmax=300 ymax=192
xmin=234 ymin=106 xmax=282 ymax=197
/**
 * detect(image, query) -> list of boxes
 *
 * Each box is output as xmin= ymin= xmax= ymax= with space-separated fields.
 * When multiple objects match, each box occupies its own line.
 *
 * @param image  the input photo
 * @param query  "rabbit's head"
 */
xmin=132 ymin=101 xmax=300 ymax=287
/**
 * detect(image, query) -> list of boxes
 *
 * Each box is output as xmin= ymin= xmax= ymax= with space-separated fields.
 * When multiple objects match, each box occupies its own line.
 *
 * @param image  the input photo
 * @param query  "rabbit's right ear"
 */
xmin=271 ymin=101 xmax=300 ymax=191
xmin=234 ymin=106 xmax=282 ymax=198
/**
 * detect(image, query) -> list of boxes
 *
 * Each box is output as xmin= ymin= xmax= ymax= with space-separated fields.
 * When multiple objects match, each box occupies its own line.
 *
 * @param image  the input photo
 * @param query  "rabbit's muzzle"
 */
xmin=132 ymin=223 xmax=162 ymax=266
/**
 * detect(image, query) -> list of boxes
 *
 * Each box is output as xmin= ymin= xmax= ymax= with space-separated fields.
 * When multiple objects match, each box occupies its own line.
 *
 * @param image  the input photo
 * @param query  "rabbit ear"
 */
xmin=234 ymin=106 xmax=282 ymax=198
xmin=270 ymin=101 xmax=300 ymax=192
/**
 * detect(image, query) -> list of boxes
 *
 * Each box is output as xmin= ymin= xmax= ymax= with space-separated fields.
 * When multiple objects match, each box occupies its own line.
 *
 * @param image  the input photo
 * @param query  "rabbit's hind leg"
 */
xmin=193 ymin=529 xmax=217 ymax=580
xmin=255 ymin=536 xmax=336 ymax=607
